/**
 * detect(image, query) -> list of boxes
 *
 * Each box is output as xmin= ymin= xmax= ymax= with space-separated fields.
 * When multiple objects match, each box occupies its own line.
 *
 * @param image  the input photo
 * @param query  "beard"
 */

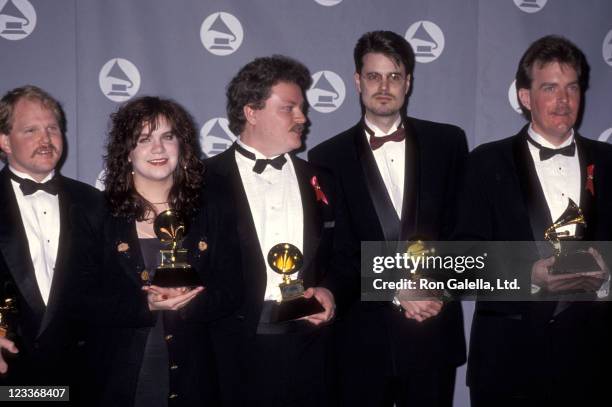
xmin=365 ymin=103 xmax=401 ymax=117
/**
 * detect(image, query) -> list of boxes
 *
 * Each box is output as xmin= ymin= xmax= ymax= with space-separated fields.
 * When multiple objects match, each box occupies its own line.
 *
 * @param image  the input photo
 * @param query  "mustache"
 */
xmin=551 ymin=107 xmax=572 ymax=115
xmin=290 ymin=124 xmax=305 ymax=134
xmin=373 ymin=92 xmax=395 ymax=98
xmin=31 ymin=144 xmax=58 ymax=158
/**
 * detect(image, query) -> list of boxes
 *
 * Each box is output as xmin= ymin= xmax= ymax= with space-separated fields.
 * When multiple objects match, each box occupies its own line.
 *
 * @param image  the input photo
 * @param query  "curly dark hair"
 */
xmin=226 ymin=55 xmax=312 ymax=135
xmin=103 ymin=96 xmax=204 ymax=221
xmin=516 ymin=35 xmax=589 ymax=120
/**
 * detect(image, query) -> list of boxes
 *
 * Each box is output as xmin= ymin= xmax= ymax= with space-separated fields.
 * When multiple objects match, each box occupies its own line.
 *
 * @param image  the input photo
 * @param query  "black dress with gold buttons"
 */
xmin=68 ymin=192 xmax=242 ymax=407
xmin=133 ymin=238 xmax=168 ymax=407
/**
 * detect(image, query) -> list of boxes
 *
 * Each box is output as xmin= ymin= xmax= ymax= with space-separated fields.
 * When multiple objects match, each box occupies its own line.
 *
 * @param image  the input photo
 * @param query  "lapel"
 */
xmin=511 ymin=129 xmax=558 ymax=319
xmin=37 ymin=175 xmax=71 ymax=337
xmin=399 ymin=119 xmax=419 ymax=240
xmin=575 ymin=135 xmax=595 ymax=239
xmin=354 ymin=122 xmax=401 ymax=241
xmin=511 ymin=128 xmax=552 ymax=246
xmin=290 ymin=156 xmax=322 ymax=279
xmin=209 ymin=146 xmax=266 ymax=271
xmin=112 ymin=215 xmax=146 ymax=287
xmin=0 ymin=168 xmax=46 ymax=325
xmin=353 ymin=119 xmax=419 ymax=241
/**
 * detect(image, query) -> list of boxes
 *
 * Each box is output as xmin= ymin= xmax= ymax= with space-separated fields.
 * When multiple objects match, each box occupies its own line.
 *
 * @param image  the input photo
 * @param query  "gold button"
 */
xmin=170 ymin=364 xmax=178 ymax=370
xmin=165 ymin=334 xmax=173 ymax=341
xmin=140 ymin=270 xmax=150 ymax=282
xmin=169 ymin=393 xmax=178 ymax=399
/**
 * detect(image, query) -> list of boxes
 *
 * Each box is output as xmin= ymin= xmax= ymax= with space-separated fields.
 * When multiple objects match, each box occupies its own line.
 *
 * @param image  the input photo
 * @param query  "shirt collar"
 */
xmin=236 ymin=138 xmax=285 ymax=160
xmin=527 ymin=124 xmax=574 ymax=149
xmin=364 ymin=116 xmax=402 ymax=138
xmin=8 ymin=166 xmax=55 ymax=183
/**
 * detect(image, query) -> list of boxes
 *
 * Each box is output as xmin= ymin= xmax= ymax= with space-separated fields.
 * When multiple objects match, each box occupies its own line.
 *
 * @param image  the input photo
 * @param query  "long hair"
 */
xmin=103 ymin=96 xmax=204 ymax=221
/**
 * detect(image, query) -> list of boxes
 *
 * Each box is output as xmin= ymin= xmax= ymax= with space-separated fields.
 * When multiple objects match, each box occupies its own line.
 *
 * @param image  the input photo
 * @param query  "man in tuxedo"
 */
xmin=204 ymin=55 xmax=336 ymax=406
xmin=309 ymin=31 xmax=467 ymax=407
xmin=454 ymin=35 xmax=612 ymax=405
xmin=0 ymin=86 xmax=100 ymax=391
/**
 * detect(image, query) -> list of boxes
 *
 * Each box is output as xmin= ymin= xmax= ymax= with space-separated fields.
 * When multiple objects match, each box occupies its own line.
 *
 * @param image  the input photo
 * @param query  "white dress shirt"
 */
xmin=9 ymin=166 xmax=60 ymax=305
xmin=527 ymin=125 xmax=580 ymax=236
xmin=235 ymin=140 xmax=304 ymax=301
xmin=365 ymin=116 xmax=405 ymax=218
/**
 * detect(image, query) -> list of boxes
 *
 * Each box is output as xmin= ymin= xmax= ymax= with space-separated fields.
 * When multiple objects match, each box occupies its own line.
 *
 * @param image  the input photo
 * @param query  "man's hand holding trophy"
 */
xmin=532 ymin=198 xmax=609 ymax=295
xmin=266 ymin=243 xmax=328 ymax=323
xmin=0 ymin=288 xmax=19 ymax=374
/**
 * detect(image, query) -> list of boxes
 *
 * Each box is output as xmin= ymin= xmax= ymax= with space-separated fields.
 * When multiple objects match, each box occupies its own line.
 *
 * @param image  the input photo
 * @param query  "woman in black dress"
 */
xmin=70 ymin=96 xmax=240 ymax=406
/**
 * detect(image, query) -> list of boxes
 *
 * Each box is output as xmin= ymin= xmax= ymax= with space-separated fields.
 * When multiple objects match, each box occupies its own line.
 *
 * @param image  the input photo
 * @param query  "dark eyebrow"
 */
xmin=365 ymin=70 xmax=402 ymax=74
xmin=539 ymin=80 xmax=579 ymax=88
xmin=282 ymin=98 xmax=302 ymax=106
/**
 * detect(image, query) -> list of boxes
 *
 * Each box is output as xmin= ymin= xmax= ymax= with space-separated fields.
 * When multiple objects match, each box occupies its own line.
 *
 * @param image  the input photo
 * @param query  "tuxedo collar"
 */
xmin=512 ymin=127 xmax=554 ymax=244
xmin=575 ymin=135 xmax=596 ymax=239
xmin=400 ymin=119 xmax=419 ymax=241
xmin=512 ymin=126 xmax=595 ymax=244
xmin=208 ymin=146 xmax=267 ymax=281
xmin=527 ymin=125 xmax=575 ymax=149
xmin=291 ymin=157 xmax=322 ymax=279
xmin=235 ymin=139 xmax=285 ymax=160
xmin=353 ymin=118 xmax=419 ymax=241
xmin=512 ymin=128 xmax=597 ymax=318
xmin=0 ymin=167 xmax=48 ymax=333
xmin=207 ymin=147 xmax=325 ymax=285
xmin=38 ymin=175 xmax=71 ymax=336
xmin=363 ymin=115 xmax=402 ymax=138
xmin=0 ymin=169 xmax=72 ymax=338
xmin=7 ymin=166 xmax=56 ymax=183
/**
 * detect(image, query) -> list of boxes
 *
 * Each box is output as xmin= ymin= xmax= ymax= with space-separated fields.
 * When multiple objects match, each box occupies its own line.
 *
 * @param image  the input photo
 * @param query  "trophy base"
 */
xmin=152 ymin=265 xmax=202 ymax=287
xmin=270 ymin=296 xmax=325 ymax=323
xmin=551 ymin=251 xmax=600 ymax=275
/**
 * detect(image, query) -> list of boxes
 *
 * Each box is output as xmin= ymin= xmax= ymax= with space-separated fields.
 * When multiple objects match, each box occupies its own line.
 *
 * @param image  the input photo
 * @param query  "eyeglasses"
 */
xmin=361 ymin=72 xmax=406 ymax=86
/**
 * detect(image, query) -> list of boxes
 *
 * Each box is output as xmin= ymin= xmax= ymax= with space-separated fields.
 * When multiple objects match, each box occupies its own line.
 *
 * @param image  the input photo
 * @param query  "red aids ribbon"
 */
xmin=586 ymin=164 xmax=595 ymax=196
xmin=310 ymin=176 xmax=329 ymax=205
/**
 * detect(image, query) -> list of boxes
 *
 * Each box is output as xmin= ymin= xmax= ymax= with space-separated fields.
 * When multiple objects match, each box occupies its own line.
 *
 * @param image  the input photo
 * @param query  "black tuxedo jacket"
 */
xmin=69 ymin=184 xmax=241 ymax=407
xmin=454 ymin=126 xmax=612 ymax=397
xmin=203 ymin=145 xmax=336 ymax=404
xmin=204 ymin=144 xmax=336 ymax=335
xmin=308 ymin=117 xmax=468 ymax=370
xmin=0 ymin=166 xmax=101 ymax=386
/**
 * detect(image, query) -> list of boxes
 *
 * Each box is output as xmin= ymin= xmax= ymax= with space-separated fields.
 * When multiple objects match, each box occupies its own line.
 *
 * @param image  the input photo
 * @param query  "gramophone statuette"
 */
xmin=544 ymin=198 xmax=599 ymax=275
xmin=267 ymin=243 xmax=324 ymax=322
xmin=151 ymin=209 xmax=202 ymax=287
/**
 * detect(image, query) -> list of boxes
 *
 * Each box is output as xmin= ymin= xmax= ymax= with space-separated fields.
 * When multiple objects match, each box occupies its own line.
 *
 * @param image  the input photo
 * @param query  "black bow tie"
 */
xmin=235 ymin=144 xmax=287 ymax=174
xmin=9 ymin=172 xmax=59 ymax=196
xmin=527 ymin=137 xmax=576 ymax=161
